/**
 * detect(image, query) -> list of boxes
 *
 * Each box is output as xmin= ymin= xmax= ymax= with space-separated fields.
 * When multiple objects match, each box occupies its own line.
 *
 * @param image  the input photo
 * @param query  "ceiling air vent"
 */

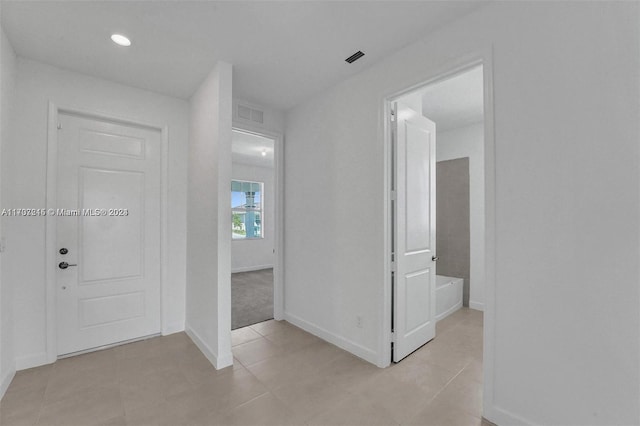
xmin=345 ymin=50 xmax=365 ymax=64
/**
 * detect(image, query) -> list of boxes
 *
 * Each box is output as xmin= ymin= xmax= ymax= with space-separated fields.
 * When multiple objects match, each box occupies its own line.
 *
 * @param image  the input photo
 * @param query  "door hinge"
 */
xmin=390 ymin=190 xmax=396 ymax=201
xmin=390 ymin=331 xmax=396 ymax=342
xmin=390 ymin=109 xmax=396 ymax=122
xmin=390 ymin=261 xmax=396 ymax=272
xmin=57 ymin=123 xmax=62 ymax=130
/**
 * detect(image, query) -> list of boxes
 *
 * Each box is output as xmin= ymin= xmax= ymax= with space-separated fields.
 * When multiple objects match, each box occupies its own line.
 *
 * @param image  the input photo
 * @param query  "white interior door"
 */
xmin=56 ymin=112 xmax=161 ymax=356
xmin=393 ymin=102 xmax=437 ymax=362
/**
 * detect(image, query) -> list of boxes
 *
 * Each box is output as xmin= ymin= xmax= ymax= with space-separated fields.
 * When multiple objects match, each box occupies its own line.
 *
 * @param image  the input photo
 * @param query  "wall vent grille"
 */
xmin=237 ymin=105 xmax=264 ymax=124
xmin=238 ymin=105 xmax=252 ymax=121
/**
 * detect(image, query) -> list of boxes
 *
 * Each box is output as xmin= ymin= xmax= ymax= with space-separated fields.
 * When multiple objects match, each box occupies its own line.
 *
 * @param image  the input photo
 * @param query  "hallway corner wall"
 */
xmin=0 ymin=11 xmax=17 ymax=399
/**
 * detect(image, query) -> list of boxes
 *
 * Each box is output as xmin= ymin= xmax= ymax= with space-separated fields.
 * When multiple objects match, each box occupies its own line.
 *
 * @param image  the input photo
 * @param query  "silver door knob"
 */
xmin=58 ymin=262 xmax=77 ymax=270
xmin=432 ymin=256 xmax=439 ymax=261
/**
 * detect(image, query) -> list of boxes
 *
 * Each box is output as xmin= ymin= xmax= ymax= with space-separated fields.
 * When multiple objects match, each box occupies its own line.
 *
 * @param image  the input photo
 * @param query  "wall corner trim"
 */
xmin=484 ymin=404 xmax=535 ymax=426
xmin=15 ymin=351 xmax=49 ymax=371
xmin=185 ymin=325 xmax=233 ymax=370
xmin=162 ymin=322 xmax=185 ymax=336
xmin=284 ymin=312 xmax=379 ymax=366
xmin=469 ymin=301 xmax=484 ymax=311
xmin=0 ymin=368 xmax=16 ymax=399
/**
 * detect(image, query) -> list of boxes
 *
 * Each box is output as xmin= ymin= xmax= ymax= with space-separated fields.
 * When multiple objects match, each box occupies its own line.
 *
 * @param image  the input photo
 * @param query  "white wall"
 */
xmin=284 ymin=2 xmax=639 ymax=425
xmin=436 ymin=123 xmax=484 ymax=311
xmin=5 ymin=58 xmax=189 ymax=370
xmin=232 ymin=162 xmax=275 ymax=273
xmin=0 ymin=17 xmax=17 ymax=398
xmin=186 ymin=62 xmax=233 ymax=369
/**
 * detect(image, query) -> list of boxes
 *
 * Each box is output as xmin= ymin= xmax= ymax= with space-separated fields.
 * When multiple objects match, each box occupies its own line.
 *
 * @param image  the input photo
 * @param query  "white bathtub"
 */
xmin=436 ymin=275 xmax=463 ymax=322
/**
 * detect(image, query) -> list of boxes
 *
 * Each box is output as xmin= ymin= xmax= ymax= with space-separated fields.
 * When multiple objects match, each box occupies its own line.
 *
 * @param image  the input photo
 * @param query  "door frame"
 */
xmin=381 ymin=51 xmax=496 ymax=411
xmin=230 ymin=123 xmax=285 ymax=321
xmin=44 ymin=102 xmax=170 ymax=363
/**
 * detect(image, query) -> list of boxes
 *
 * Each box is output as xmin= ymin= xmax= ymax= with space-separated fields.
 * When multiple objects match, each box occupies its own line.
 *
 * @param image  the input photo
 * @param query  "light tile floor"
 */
xmin=1 ymin=308 xmax=486 ymax=426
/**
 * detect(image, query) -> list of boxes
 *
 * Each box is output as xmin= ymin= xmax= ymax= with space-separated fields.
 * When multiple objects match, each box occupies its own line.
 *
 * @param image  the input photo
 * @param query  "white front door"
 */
xmin=393 ymin=102 xmax=437 ymax=362
xmin=56 ymin=112 xmax=161 ymax=356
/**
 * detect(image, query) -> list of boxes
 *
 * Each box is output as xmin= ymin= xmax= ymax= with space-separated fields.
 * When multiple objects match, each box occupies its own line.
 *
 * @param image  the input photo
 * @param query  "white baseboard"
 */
xmin=162 ymin=322 xmax=185 ymax=336
xmin=0 ymin=367 xmax=15 ymax=400
xmin=232 ymin=264 xmax=274 ymax=273
xmin=484 ymin=403 xmax=534 ymax=426
xmin=436 ymin=300 xmax=463 ymax=322
xmin=469 ymin=300 xmax=484 ymax=311
xmin=185 ymin=326 xmax=233 ymax=370
xmin=15 ymin=351 xmax=49 ymax=371
xmin=284 ymin=312 xmax=379 ymax=366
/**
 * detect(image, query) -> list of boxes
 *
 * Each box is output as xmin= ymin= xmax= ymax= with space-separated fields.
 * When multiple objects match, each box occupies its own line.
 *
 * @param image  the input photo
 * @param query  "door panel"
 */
xmin=405 ymin=270 xmax=431 ymax=332
xmin=79 ymin=128 xmax=145 ymax=159
xmin=56 ymin=113 xmax=161 ymax=356
xmin=405 ymin=121 xmax=432 ymax=252
xmin=79 ymin=291 xmax=145 ymax=328
xmin=80 ymin=168 xmax=144 ymax=282
xmin=393 ymin=103 xmax=437 ymax=362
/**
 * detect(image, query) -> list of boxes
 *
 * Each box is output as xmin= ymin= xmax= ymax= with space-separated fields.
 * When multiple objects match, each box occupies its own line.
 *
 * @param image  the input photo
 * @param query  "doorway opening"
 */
xmin=230 ymin=129 xmax=279 ymax=331
xmin=384 ymin=61 xmax=492 ymax=420
xmin=389 ymin=63 xmax=485 ymax=358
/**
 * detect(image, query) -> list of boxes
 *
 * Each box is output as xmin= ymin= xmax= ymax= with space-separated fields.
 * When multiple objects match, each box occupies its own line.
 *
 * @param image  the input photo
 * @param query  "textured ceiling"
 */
xmin=401 ymin=65 xmax=484 ymax=132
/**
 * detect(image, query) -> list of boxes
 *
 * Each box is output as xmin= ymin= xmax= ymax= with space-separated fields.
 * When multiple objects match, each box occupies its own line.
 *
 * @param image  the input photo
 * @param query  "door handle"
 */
xmin=432 ymin=256 xmax=439 ymax=261
xmin=58 ymin=262 xmax=77 ymax=270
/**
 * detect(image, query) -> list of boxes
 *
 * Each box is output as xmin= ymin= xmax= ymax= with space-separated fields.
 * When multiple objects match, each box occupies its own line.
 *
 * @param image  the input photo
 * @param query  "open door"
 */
xmin=392 ymin=102 xmax=437 ymax=362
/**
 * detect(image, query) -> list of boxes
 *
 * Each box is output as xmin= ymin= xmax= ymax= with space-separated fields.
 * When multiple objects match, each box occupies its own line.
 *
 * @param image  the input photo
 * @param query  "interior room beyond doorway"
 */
xmin=386 ymin=60 xmax=486 ymax=416
xmin=396 ymin=64 xmax=485 ymax=316
xmin=231 ymin=130 xmax=276 ymax=330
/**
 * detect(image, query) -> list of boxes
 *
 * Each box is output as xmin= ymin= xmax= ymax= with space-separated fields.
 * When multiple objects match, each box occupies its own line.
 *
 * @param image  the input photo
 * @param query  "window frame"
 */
xmin=231 ymin=179 xmax=265 ymax=240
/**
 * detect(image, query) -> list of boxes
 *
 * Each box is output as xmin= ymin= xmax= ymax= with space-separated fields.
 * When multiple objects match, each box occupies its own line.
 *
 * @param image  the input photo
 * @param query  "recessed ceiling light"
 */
xmin=261 ymin=149 xmax=267 ymax=157
xmin=111 ymin=34 xmax=131 ymax=47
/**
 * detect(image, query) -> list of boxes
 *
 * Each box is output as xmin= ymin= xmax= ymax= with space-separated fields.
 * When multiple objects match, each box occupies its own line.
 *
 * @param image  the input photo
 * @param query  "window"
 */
xmin=231 ymin=180 xmax=263 ymax=239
